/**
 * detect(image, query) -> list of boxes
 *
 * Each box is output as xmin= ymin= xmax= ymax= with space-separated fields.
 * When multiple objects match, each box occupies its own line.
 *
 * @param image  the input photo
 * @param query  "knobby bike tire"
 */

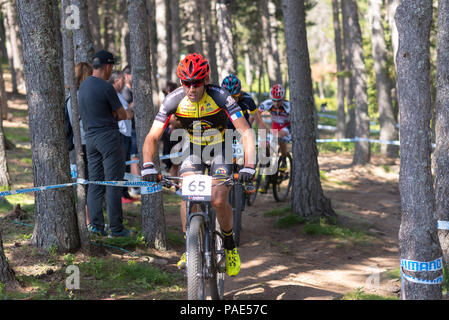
xmin=187 ymin=215 xmax=205 ymax=300
xmin=209 ymin=221 xmax=225 ymax=300
xmin=232 ymin=183 xmax=244 ymax=247
xmin=273 ymin=153 xmax=293 ymax=202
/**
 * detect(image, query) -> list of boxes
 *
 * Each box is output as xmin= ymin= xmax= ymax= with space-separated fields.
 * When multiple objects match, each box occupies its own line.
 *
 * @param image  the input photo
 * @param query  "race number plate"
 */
xmin=182 ymin=175 xmax=213 ymax=201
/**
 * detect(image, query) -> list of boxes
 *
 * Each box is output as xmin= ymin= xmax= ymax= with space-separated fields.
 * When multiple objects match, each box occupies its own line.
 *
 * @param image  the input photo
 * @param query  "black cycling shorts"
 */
xmin=179 ymin=143 xmax=232 ymax=178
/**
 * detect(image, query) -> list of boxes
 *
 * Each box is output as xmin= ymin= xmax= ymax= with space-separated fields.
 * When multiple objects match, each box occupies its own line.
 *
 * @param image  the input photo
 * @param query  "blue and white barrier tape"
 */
xmin=0 ymin=179 xmax=162 ymax=199
xmin=400 ymin=256 xmax=443 ymax=285
xmin=315 ymin=137 xmax=400 ymax=146
xmin=401 ymin=272 xmax=443 ymax=285
xmin=437 ymin=220 xmax=449 ymax=230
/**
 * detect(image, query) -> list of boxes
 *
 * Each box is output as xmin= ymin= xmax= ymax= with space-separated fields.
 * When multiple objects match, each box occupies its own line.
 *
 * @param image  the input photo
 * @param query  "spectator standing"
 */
xmin=78 ymin=50 xmax=130 ymax=237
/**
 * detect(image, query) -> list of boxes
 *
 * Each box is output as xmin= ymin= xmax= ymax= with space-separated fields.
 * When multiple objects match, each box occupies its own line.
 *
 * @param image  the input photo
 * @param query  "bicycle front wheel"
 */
xmin=232 ymin=184 xmax=244 ymax=247
xmin=273 ymin=153 xmax=292 ymax=202
xmin=187 ymin=215 xmax=206 ymax=300
xmin=208 ymin=223 xmax=225 ymax=300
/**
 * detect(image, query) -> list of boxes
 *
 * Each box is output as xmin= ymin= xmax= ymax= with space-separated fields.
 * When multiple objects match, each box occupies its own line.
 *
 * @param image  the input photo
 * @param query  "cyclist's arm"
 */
xmin=233 ymin=117 xmax=256 ymax=168
xmin=252 ymin=111 xmax=269 ymax=131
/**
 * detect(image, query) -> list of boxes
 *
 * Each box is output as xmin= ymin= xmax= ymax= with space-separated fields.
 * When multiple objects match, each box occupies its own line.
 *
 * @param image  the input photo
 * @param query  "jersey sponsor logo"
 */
xmin=225 ymin=95 xmax=235 ymax=108
xmin=215 ymin=167 xmax=228 ymax=176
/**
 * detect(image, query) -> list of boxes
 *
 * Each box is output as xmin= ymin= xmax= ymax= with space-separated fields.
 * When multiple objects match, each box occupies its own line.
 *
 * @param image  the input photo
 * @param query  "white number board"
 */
xmin=182 ymin=175 xmax=212 ymax=201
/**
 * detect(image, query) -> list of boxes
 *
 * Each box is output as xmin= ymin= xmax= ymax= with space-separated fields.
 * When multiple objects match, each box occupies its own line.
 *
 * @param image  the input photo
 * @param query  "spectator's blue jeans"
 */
xmin=86 ymin=130 xmax=125 ymax=233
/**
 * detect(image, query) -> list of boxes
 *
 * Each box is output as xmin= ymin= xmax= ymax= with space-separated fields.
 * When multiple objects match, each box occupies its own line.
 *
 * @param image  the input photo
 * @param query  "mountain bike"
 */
xmin=160 ymin=173 xmax=251 ymax=300
xmin=247 ymin=133 xmax=292 ymax=203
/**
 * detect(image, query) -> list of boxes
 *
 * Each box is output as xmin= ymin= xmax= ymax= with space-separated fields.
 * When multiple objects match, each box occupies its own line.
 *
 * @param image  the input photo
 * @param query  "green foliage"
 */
xmin=263 ymin=206 xmax=290 ymax=217
xmin=275 ymin=214 xmax=306 ymax=229
xmin=303 ymin=218 xmax=373 ymax=245
xmin=79 ymin=257 xmax=181 ymax=291
xmin=341 ymin=287 xmax=397 ymax=300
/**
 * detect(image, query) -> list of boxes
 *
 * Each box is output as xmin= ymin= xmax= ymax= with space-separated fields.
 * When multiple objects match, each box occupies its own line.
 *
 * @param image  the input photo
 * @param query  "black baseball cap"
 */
xmin=92 ymin=50 xmax=116 ymax=66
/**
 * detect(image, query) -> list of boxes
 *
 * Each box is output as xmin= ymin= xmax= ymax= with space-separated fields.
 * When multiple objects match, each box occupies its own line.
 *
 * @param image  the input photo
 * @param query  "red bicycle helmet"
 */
xmin=176 ymin=53 xmax=210 ymax=81
xmin=270 ymin=84 xmax=285 ymax=101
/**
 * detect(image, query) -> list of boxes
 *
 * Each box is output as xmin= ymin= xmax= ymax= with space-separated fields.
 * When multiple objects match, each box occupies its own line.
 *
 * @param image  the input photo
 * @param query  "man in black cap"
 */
xmin=78 ymin=50 xmax=130 ymax=237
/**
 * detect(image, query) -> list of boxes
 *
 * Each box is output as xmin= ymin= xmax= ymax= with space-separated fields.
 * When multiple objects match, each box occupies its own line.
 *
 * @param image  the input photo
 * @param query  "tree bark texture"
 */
xmin=331 ymin=0 xmax=346 ymax=139
xmin=342 ymin=0 xmax=370 ymax=165
xmin=156 ymin=0 xmax=168 ymax=91
xmin=17 ymin=0 xmax=80 ymax=252
xmin=0 ymin=49 xmax=10 ymax=186
xmin=169 ymin=0 xmax=181 ymax=81
xmin=261 ymin=0 xmax=279 ymax=87
xmin=396 ymin=0 xmax=442 ymax=300
xmin=128 ymin=0 xmax=166 ymax=250
xmin=201 ymin=0 xmax=219 ymax=84
xmin=0 ymin=232 xmax=18 ymax=287
xmin=62 ymin=0 xmax=91 ymax=251
xmin=87 ymin=0 xmax=102 ymax=51
xmin=341 ymin=0 xmax=355 ymax=139
xmin=2 ymin=0 xmax=25 ymax=94
xmin=369 ymin=0 xmax=398 ymax=158
xmin=71 ymin=0 xmax=94 ymax=64
xmin=434 ymin=0 xmax=449 ymax=268
xmin=216 ymin=1 xmax=235 ymax=80
xmin=282 ymin=0 xmax=336 ymax=222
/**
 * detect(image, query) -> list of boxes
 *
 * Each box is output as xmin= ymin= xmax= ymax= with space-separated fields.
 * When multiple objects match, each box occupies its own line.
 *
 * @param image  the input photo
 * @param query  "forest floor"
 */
xmin=0 ymin=74 xmax=404 ymax=301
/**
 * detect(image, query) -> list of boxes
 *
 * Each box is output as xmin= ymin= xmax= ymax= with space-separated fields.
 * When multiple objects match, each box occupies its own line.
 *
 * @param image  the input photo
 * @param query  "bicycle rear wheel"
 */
xmin=273 ymin=153 xmax=292 ymax=202
xmin=187 ymin=215 xmax=206 ymax=300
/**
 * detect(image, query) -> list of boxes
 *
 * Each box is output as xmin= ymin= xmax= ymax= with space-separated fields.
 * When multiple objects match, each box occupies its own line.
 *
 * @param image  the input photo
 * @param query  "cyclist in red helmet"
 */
xmin=257 ymin=84 xmax=291 ymax=193
xmin=141 ymin=53 xmax=256 ymax=277
xmin=259 ymin=84 xmax=291 ymax=153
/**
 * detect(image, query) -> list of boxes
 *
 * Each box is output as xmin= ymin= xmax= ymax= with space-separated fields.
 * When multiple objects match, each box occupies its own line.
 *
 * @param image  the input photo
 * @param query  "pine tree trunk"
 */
xmin=396 ymin=0 xmax=442 ymax=300
xmin=146 ymin=0 xmax=159 ymax=104
xmin=3 ymin=0 xmax=25 ymax=95
xmin=282 ymin=0 xmax=336 ymax=222
xmin=261 ymin=0 xmax=278 ymax=87
xmin=342 ymin=0 xmax=370 ymax=165
xmin=62 ymin=0 xmax=91 ymax=251
xmin=71 ymin=0 xmax=94 ymax=63
xmin=341 ymin=0 xmax=355 ymax=139
xmin=0 ymin=232 xmax=18 ymax=288
xmin=216 ymin=0 xmax=235 ymax=79
xmin=156 ymin=0 xmax=168 ymax=99
xmin=169 ymin=0 xmax=180 ymax=81
xmin=201 ymin=0 xmax=219 ymax=84
xmin=128 ymin=0 xmax=166 ymax=250
xmin=87 ymin=0 xmax=102 ymax=51
xmin=0 ymin=49 xmax=10 ymax=186
xmin=17 ymin=0 xmax=80 ymax=252
xmin=434 ymin=0 xmax=449 ymax=270
xmin=369 ymin=0 xmax=398 ymax=158
xmin=332 ymin=0 xmax=346 ymax=139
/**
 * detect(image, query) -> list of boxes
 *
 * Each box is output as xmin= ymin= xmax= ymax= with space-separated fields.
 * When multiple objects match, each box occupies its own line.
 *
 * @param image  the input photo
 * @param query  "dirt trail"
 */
xmin=220 ymin=153 xmax=401 ymax=300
